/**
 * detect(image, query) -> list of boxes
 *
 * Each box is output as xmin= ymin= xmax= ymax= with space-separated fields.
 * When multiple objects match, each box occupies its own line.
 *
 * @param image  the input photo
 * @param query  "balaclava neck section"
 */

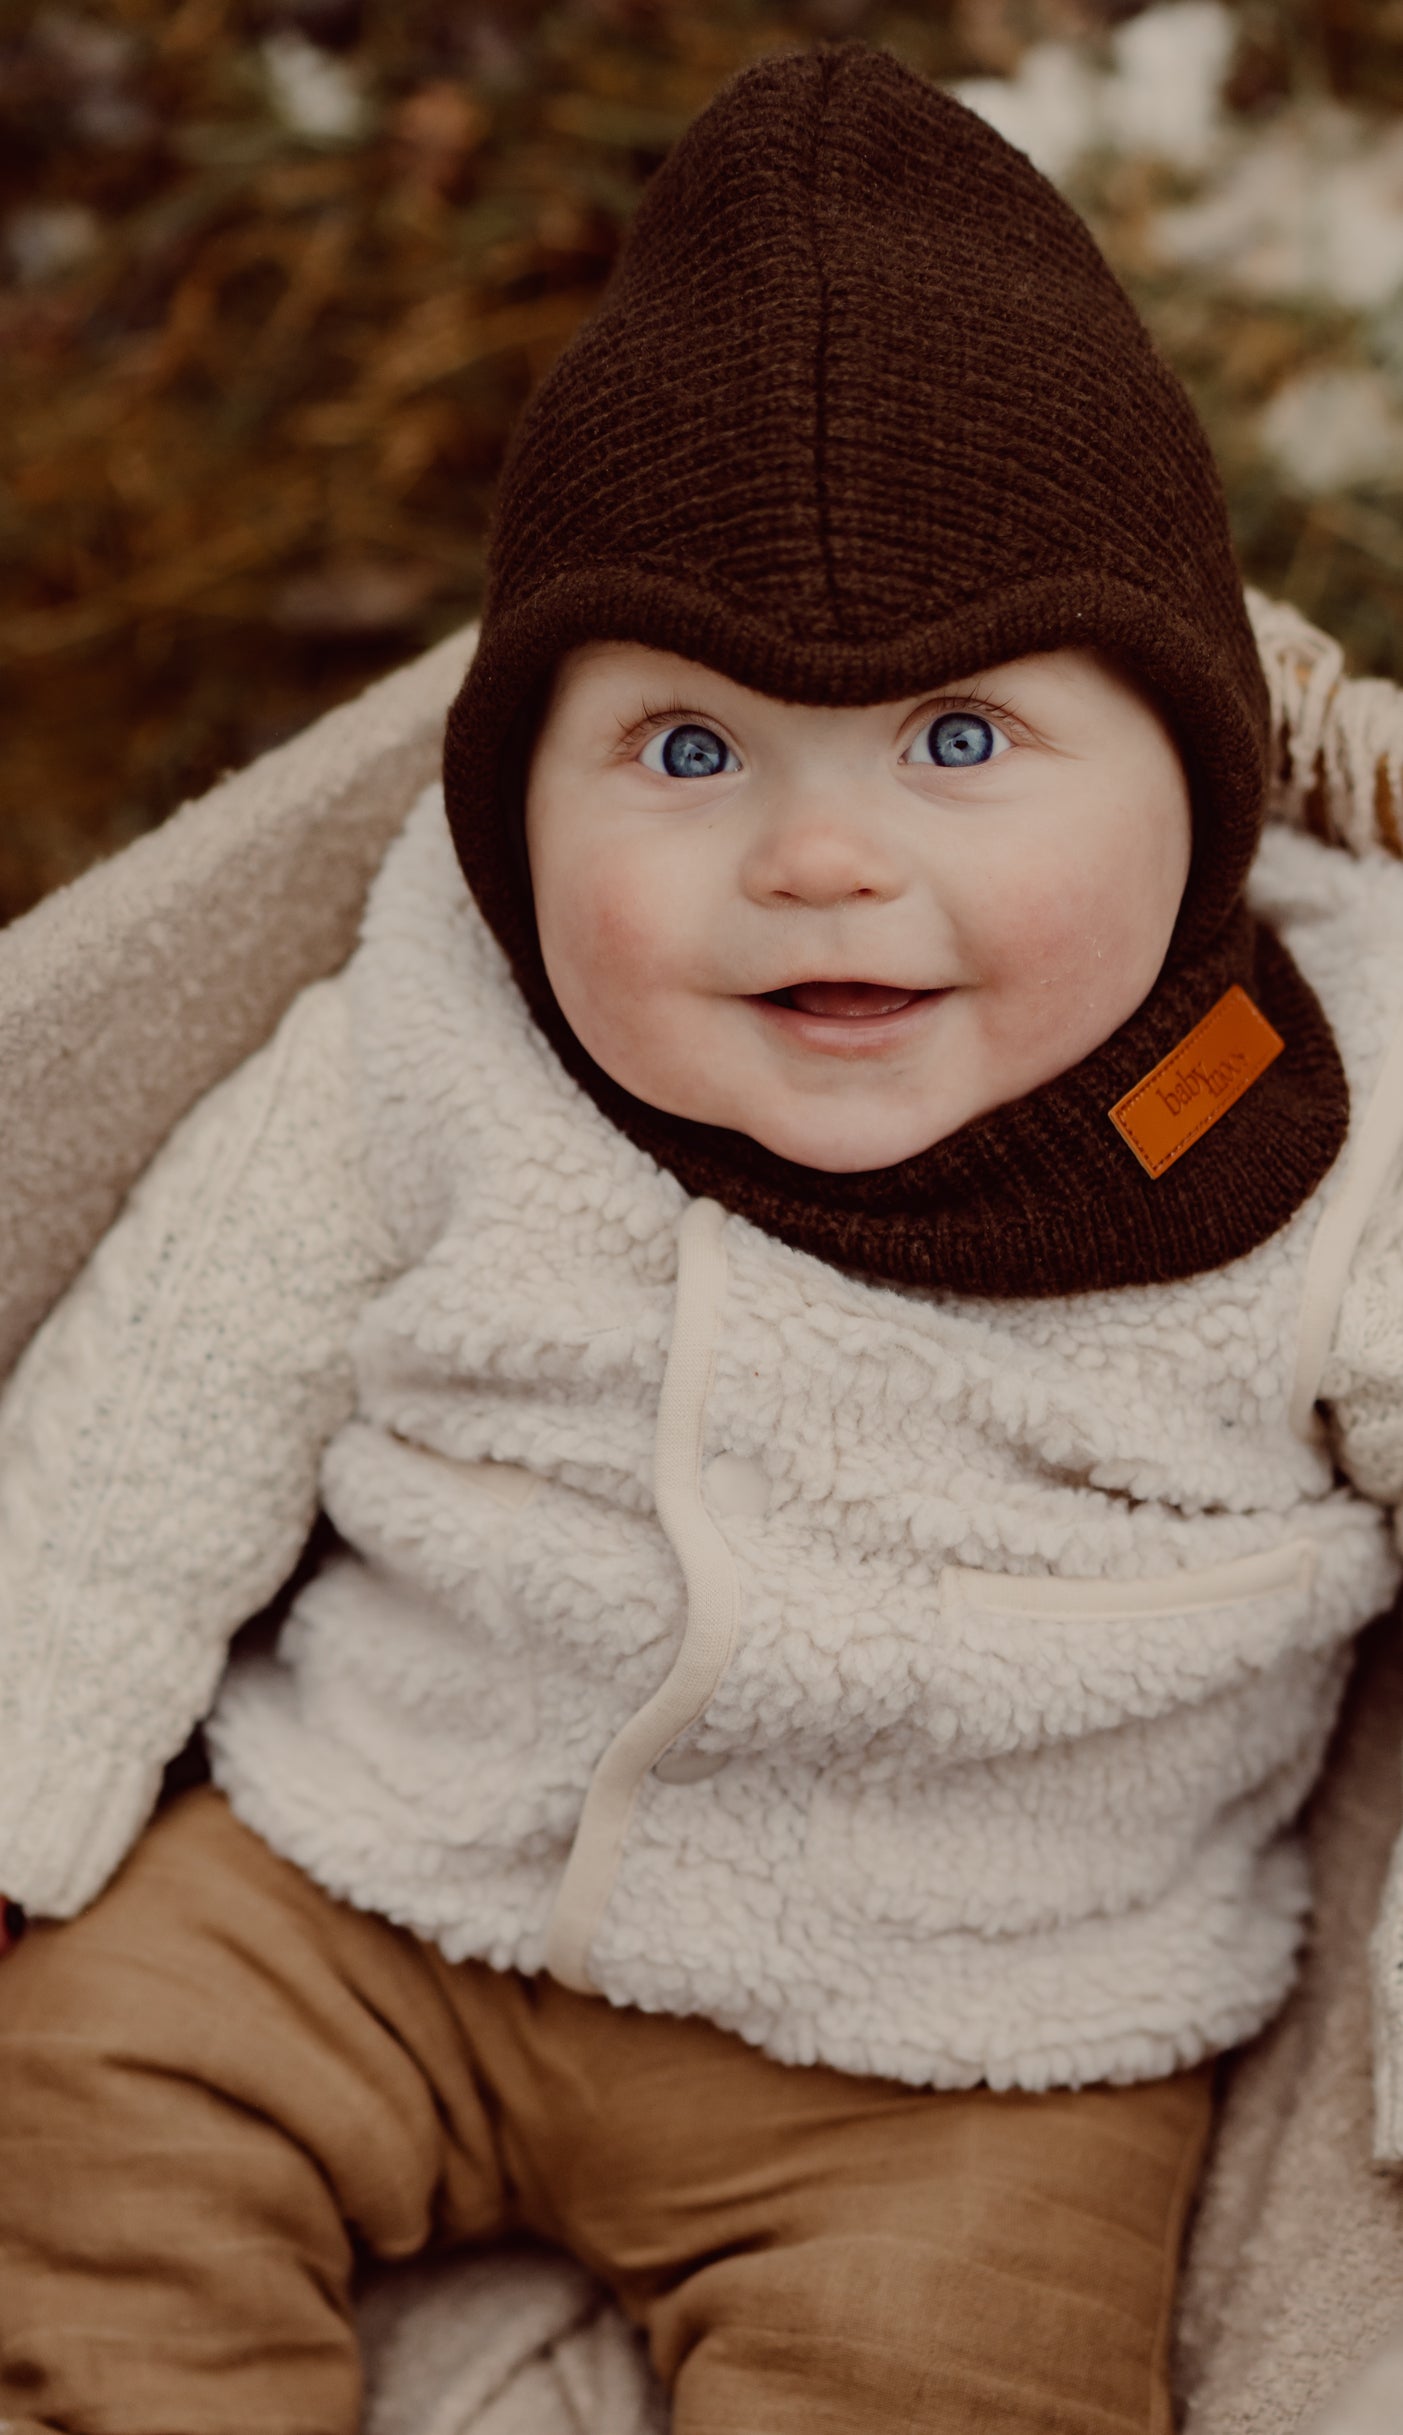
xmin=443 ymin=42 xmax=1347 ymax=1298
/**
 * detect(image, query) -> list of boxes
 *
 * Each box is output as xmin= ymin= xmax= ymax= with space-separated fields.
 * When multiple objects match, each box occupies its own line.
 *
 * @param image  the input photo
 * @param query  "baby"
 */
xmin=526 ymin=641 xmax=1191 ymax=1177
xmin=5 ymin=40 xmax=1403 ymax=2435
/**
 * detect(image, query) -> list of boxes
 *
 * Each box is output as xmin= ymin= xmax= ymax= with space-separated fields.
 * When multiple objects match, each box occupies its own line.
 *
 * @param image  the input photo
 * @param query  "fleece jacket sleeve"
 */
xmin=0 ymin=974 xmax=396 ymax=1919
xmin=1320 ymin=1175 xmax=1403 ymax=2165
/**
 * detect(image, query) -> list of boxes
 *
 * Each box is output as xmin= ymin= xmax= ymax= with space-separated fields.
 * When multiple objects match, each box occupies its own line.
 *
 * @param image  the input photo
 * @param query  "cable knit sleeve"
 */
xmin=0 ymin=974 xmax=396 ymax=1920
xmin=1319 ymin=1181 xmax=1403 ymax=2164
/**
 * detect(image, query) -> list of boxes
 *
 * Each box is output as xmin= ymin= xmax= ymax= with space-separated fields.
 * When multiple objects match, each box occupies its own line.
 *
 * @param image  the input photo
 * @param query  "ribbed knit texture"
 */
xmin=443 ymin=41 xmax=1347 ymax=1295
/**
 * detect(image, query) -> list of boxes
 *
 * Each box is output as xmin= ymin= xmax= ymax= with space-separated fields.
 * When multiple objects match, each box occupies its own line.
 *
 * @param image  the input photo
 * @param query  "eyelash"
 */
xmin=618 ymin=700 xmax=719 ymax=752
xmin=618 ymin=693 xmax=1023 ymax=761
xmin=908 ymin=694 xmax=1020 ymax=749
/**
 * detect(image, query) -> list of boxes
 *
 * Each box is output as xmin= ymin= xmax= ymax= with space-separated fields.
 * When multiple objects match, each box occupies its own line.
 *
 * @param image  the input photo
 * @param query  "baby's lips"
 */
xmin=784 ymin=980 xmax=922 ymax=1017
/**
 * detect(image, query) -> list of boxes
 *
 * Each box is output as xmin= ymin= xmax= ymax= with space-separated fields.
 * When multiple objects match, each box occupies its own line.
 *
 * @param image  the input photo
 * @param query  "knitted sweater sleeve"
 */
xmin=1319 ymin=1182 xmax=1403 ymax=2165
xmin=0 ymin=975 xmax=395 ymax=1920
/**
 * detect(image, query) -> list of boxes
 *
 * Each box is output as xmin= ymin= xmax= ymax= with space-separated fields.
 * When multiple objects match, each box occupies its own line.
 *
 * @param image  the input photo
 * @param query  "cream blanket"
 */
xmin=5 ymin=603 xmax=1403 ymax=2434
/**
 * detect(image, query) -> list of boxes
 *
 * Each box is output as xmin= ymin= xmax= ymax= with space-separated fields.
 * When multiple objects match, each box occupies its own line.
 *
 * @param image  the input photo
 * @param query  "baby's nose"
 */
xmin=742 ymin=799 xmax=902 ymax=905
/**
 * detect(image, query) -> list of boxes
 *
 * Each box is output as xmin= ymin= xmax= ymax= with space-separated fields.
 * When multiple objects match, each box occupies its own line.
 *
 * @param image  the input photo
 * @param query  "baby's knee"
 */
xmin=653 ymin=2199 xmax=1181 ymax=2435
xmin=654 ymin=2232 xmax=959 ymax=2435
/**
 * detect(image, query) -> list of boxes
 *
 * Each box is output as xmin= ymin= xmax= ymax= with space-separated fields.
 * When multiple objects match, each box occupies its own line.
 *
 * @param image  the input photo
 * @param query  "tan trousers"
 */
xmin=0 ymin=1788 xmax=1214 ymax=2435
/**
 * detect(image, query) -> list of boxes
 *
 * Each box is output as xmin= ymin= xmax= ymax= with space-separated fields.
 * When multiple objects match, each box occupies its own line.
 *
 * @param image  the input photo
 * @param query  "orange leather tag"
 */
xmin=1109 ymin=986 xmax=1284 ymax=1179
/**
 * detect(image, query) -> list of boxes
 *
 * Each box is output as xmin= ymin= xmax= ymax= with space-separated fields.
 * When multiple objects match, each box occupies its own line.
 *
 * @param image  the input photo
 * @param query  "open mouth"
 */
xmin=760 ymin=981 xmax=933 ymax=1019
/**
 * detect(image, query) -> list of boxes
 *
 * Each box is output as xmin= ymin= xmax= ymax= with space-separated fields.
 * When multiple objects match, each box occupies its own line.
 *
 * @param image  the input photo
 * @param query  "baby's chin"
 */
xmin=731 ymin=1123 xmax=957 ymax=1174
xmin=694 ymin=1072 xmax=1044 ymax=1169
xmin=692 ymin=1095 xmax=971 ymax=1173
xmin=582 ymin=1037 xmax=991 ymax=1170
xmin=611 ymin=1069 xmax=980 ymax=1171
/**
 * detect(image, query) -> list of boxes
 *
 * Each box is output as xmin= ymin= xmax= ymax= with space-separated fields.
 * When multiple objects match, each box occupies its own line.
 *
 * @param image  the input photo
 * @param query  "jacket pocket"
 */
xmin=935 ymin=1536 xmax=1320 ymax=1757
xmin=453 ymin=1456 xmax=543 ymax=1511
xmin=801 ymin=1537 xmax=1333 ymax=1935
xmin=945 ymin=1537 xmax=1315 ymax=1620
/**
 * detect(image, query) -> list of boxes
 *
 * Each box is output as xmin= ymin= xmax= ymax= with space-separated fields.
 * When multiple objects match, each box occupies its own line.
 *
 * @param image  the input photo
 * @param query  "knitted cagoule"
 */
xmin=442 ymin=40 xmax=1346 ymax=1296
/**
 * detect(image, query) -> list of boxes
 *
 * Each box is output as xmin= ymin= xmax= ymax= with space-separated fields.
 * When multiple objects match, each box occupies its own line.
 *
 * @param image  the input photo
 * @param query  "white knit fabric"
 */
xmin=0 ymin=980 xmax=396 ymax=1917
xmin=6 ymin=779 xmax=1403 ymax=2104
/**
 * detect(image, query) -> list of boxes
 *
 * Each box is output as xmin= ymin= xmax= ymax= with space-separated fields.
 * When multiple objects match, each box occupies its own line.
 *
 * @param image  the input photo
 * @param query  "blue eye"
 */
xmin=641 ymin=723 xmax=738 ymax=779
xmin=907 ymin=712 xmax=1006 ymax=769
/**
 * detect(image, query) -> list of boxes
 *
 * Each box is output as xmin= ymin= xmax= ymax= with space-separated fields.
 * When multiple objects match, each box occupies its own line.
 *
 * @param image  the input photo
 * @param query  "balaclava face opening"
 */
xmin=442 ymin=41 xmax=1347 ymax=1297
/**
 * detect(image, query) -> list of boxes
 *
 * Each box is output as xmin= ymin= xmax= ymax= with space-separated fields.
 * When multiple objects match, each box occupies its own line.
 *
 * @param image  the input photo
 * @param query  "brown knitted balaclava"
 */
xmin=443 ymin=42 xmax=1346 ymax=1296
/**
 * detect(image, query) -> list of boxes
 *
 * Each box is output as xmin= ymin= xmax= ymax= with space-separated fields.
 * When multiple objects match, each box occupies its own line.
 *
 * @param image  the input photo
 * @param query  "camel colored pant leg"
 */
xmin=0 ymin=1786 xmax=1215 ymax=2435
xmin=0 ymin=1786 xmax=509 ymax=2434
xmin=480 ymin=1980 xmax=1215 ymax=2435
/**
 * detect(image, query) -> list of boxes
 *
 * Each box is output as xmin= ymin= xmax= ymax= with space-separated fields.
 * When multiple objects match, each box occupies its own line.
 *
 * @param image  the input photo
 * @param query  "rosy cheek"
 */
xmin=981 ymin=888 xmax=1088 ymax=981
xmin=587 ymin=883 xmax=654 ymax=965
xmin=577 ymin=886 xmax=672 ymax=988
xmin=978 ymin=869 xmax=1137 ymax=1023
xmin=549 ymin=870 xmax=674 ymax=1052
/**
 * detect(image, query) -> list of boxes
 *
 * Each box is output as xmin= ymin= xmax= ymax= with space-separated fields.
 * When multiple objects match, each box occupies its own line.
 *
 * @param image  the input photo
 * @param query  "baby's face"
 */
xmin=524 ymin=642 xmax=1193 ymax=1172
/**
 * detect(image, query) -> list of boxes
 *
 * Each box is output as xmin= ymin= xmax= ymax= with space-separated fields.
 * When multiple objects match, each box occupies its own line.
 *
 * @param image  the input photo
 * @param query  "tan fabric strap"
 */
xmin=541 ymin=1197 xmax=738 ymax=1991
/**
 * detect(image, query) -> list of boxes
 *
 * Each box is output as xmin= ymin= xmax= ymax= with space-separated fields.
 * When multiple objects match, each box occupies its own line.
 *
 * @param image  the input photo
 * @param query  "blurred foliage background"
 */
xmin=5 ymin=0 xmax=1403 ymax=923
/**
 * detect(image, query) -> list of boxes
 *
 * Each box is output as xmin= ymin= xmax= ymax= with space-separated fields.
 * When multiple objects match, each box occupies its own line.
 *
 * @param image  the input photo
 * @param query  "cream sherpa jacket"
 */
xmin=5 ymin=770 xmax=1403 ymax=2126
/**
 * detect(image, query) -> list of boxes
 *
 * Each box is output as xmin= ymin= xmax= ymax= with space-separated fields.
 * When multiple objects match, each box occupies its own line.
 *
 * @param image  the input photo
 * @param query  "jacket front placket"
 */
xmin=541 ymin=1195 xmax=741 ymax=1990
